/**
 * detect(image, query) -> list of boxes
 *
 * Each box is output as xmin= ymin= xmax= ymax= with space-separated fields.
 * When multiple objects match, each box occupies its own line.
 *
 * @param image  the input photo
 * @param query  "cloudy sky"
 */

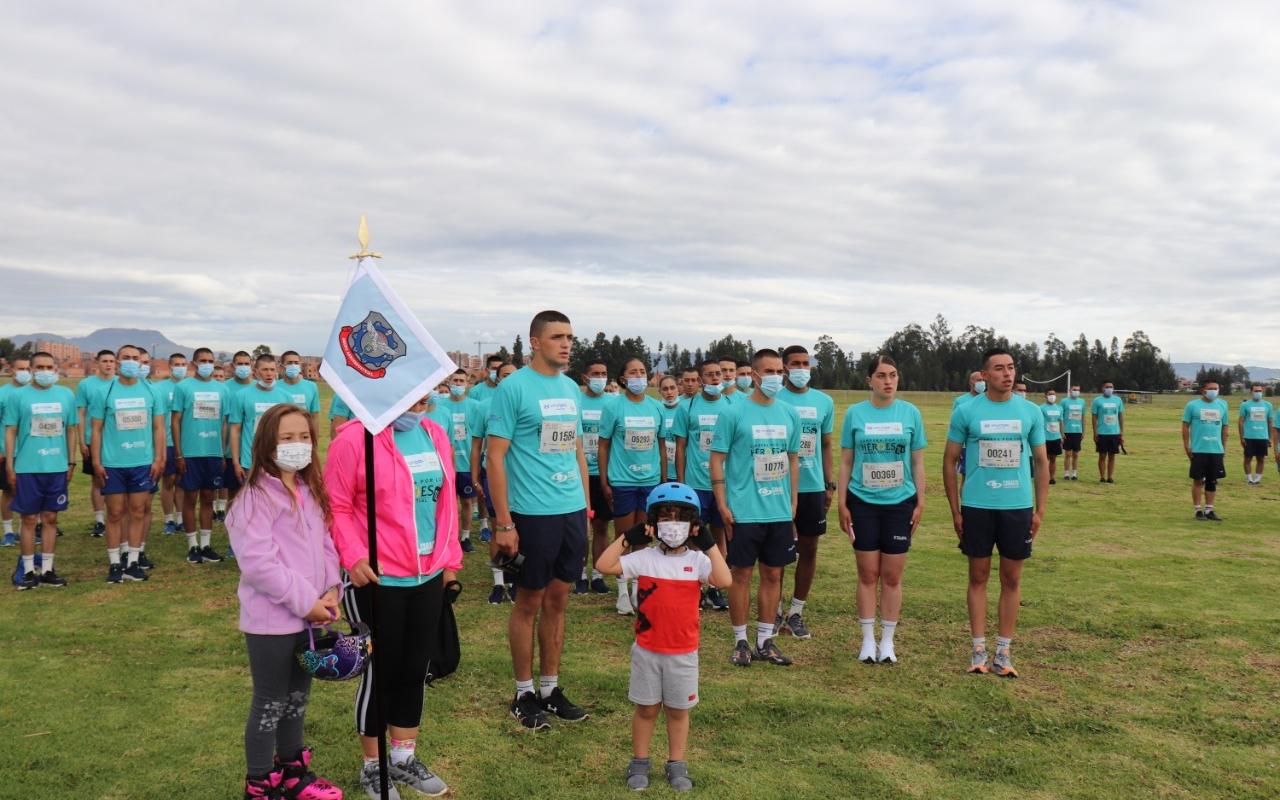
xmin=3 ymin=1 xmax=1278 ymax=365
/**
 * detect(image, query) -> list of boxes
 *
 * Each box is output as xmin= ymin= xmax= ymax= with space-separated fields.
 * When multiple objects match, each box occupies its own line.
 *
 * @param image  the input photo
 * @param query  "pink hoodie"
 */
xmin=324 ymin=417 xmax=463 ymax=579
xmin=227 ymin=473 xmax=342 ymax=635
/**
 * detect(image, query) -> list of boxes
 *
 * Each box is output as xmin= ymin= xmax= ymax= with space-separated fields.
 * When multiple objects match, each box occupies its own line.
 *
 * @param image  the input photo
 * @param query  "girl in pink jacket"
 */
xmin=324 ymin=394 xmax=462 ymax=799
xmin=227 ymin=404 xmax=344 ymax=800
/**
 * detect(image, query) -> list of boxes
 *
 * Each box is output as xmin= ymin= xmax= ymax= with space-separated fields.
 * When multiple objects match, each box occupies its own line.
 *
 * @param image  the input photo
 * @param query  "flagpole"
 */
xmin=350 ymin=217 xmax=390 ymax=800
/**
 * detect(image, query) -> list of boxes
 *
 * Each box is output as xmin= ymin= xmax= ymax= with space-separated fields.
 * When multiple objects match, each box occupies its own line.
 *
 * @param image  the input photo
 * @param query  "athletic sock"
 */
xmin=164 ymin=513 xmax=173 ymax=524
xmin=363 ymin=757 xmax=379 ymax=768
xmin=732 ymin=624 xmax=748 ymax=644
xmin=1205 ymin=504 xmax=1213 ymax=513
xmin=492 ymin=567 xmax=505 ymax=586
xmin=860 ymin=618 xmax=876 ymax=647
xmin=756 ymin=622 xmax=775 ymax=649
xmin=94 ymin=510 xmax=105 ymax=524
xmin=591 ymin=569 xmax=603 ymax=580
xmin=2 ymin=520 xmax=12 ymax=535
xmin=479 ymin=515 xmax=489 ymax=531
xmin=880 ymin=619 xmax=897 ymax=646
xmin=199 ymin=529 xmax=211 ymax=548
xmin=618 ymin=578 xmax=629 ymax=597
xmin=22 ymin=554 xmax=35 ymax=574
xmin=996 ymin=636 xmax=1012 ymax=650
xmin=515 ymin=678 xmax=535 ymax=697
xmin=41 ymin=553 xmax=54 ymax=574
xmin=126 ymin=547 xmax=139 ymax=567
xmin=538 ymin=675 xmax=558 ymax=698
xmin=186 ymin=532 xmax=198 ymax=548
xmin=580 ymin=567 xmax=588 ymax=581
xmin=389 ymin=738 xmax=415 ymax=766
xmin=107 ymin=547 xmax=120 ymax=566
xmin=788 ymin=597 xmax=806 ymax=618
xmin=972 ymin=636 xmax=986 ymax=649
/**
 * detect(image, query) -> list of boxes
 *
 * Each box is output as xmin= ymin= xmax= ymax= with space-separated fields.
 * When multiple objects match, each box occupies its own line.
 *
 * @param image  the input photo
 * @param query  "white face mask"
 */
xmin=656 ymin=520 xmax=691 ymax=549
xmin=1046 ymin=394 xmax=1056 ymax=404
xmin=274 ymin=442 xmax=312 ymax=472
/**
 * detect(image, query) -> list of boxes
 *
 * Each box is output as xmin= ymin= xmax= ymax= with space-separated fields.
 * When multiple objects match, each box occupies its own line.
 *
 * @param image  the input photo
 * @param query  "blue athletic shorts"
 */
xmin=164 ymin=445 xmax=178 ymax=477
xmin=611 ymin=485 xmax=658 ymax=517
xmin=455 ymin=470 xmax=475 ymax=499
xmin=180 ymin=456 xmax=225 ymax=492
xmin=11 ymin=472 xmax=70 ymax=515
xmin=103 ymin=465 xmax=155 ymax=496
xmin=694 ymin=489 xmax=723 ymax=527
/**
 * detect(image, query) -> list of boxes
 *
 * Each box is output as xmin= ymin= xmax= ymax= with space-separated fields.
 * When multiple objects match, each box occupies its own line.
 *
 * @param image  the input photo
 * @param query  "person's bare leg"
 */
xmin=996 ymin=558 xmax=1024 ymax=638
xmin=509 ymin=586 xmax=545 ymax=682
xmin=537 ymin=580 xmax=570 ymax=678
xmin=665 ymin=707 xmax=690 ymax=761
xmin=967 ymin=557 xmax=992 ymax=638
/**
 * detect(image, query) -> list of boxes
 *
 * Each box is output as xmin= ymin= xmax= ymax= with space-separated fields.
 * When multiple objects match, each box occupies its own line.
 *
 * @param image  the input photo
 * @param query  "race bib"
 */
xmin=193 ymin=392 xmax=220 ymax=420
xmin=1068 ymin=407 xmax=1082 ymax=420
xmin=452 ymin=413 xmax=467 ymax=441
xmin=862 ymin=460 xmax=904 ymax=489
xmin=115 ymin=397 xmax=147 ymax=431
xmin=799 ymin=431 xmax=817 ymax=458
xmin=583 ymin=432 xmax=599 ymax=455
xmin=698 ymin=430 xmax=714 ymax=451
xmin=1102 ymin=414 xmax=1118 ymax=426
xmin=625 ymin=427 xmax=655 ymax=451
xmin=1046 ymin=421 xmax=1060 ymax=433
xmin=404 ymin=451 xmax=442 ymax=474
xmin=31 ymin=415 xmax=64 ymax=437
xmin=664 ymin=439 xmax=676 ymax=466
xmin=254 ymin=402 xmax=276 ymax=419
xmin=540 ymin=421 xmax=576 ymax=454
xmin=1199 ymin=408 xmax=1221 ymax=423
xmin=754 ymin=451 xmax=788 ymax=482
xmin=978 ymin=439 xmax=1022 ymax=469
xmin=1250 ymin=407 xmax=1267 ymax=421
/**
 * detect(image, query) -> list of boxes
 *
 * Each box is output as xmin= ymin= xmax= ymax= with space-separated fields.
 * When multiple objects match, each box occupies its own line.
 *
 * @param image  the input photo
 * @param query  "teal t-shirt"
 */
xmin=710 ymin=397 xmax=802 ymax=523
xmin=671 ymin=393 xmax=730 ymax=491
xmin=600 ymin=394 xmax=666 ymax=487
xmin=75 ymin=374 xmax=115 ymax=446
xmin=1060 ymin=397 xmax=1086 ymax=434
xmin=841 ymin=399 xmax=927 ymax=505
xmin=172 ymin=378 xmax=229 ymax=458
xmin=947 ymin=395 xmax=1045 ymax=510
xmin=150 ymin=379 xmax=178 ymax=447
xmin=390 ymin=425 xmax=443 ymax=562
xmin=0 ymin=383 xmax=12 ymax=456
xmin=4 ymin=385 xmax=77 ymax=473
xmin=442 ymin=396 xmax=478 ymax=472
xmin=91 ymin=380 xmax=161 ymax=468
xmin=1091 ymin=395 xmax=1124 ymax=435
xmin=424 ymin=402 xmax=452 ymax=436
xmin=1239 ymin=399 xmax=1273 ymax=440
xmin=469 ymin=382 xmax=496 ymax=404
xmin=282 ymin=379 xmax=321 ymax=414
xmin=775 ymin=387 xmax=836 ymax=493
xmin=329 ymin=394 xmax=351 ymax=421
xmin=1183 ymin=398 xmax=1229 ymax=454
xmin=486 ymin=366 xmax=586 ymax=516
xmin=579 ymin=392 xmax=615 ymax=477
xmin=1039 ymin=402 xmax=1064 ymax=442
xmin=229 ymin=383 xmax=294 ymax=468
xmin=467 ymin=399 xmax=491 ymax=472
xmin=225 ymin=380 xmax=255 ymax=457
xmin=659 ymin=402 xmax=679 ymax=479
xmin=952 ymin=392 xmax=977 ymax=411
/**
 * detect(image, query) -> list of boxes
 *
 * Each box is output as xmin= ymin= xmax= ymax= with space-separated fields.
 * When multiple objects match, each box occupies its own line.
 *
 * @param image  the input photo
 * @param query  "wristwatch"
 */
xmin=495 ymin=523 xmax=516 ymax=533
xmin=824 ymin=481 xmax=837 ymax=492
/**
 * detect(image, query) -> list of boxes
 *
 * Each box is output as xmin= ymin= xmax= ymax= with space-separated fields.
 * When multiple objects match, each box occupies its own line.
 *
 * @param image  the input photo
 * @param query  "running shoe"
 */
xmin=877 ymin=642 xmax=897 ymax=664
xmin=590 ymin=577 xmax=610 ymax=594
xmin=858 ymin=638 xmax=877 ymax=664
xmin=0 ymin=533 xmax=15 ymax=548
xmin=106 ymin=563 xmax=124 ymax=584
xmin=200 ymin=546 xmax=224 ymax=563
xmin=91 ymin=521 xmax=106 ymax=537
xmin=665 ymin=760 xmax=693 ymax=792
xmin=39 ymin=570 xmax=67 ymax=588
xmin=992 ymin=646 xmax=1019 ymax=678
xmin=616 ymin=588 xmax=634 ymax=615
xmin=387 ymin=756 xmax=447 ymax=797
xmin=573 ymin=577 xmax=589 ymax=594
xmin=479 ymin=525 xmax=492 ymax=543
xmin=730 ymin=639 xmax=752 ymax=667
xmin=1195 ymin=510 xmax=1207 ymax=521
xmin=277 ymin=747 xmax=344 ymax=800
xmin=163 ymin=521 xmax=179 ymax=535
xmin=753 ymin=638 xmax=792 ymax=666
xmin=15 ymin=571 xmax=39 ymax=591
xmin=187 ymin=547 xmax=203 ymax=564
xmin=487 ymin=585 xmax=506 ymax=605
xmin=225 ymin=545 xmax=236 ymax=559
xmin=707 ymin=587 xmax=729 ymax=610
xmin=358 ymin=762 xmax=402 ymax=800
xmin=1049 ymin=478 xmax=1056 ymax=485
xmin=461 ymin=537 xmax=475 ymax=554
xmin=123 ymin=562 xmax=149 ymax=582
xmin=968 ymin=645 xmax=990 ymax=674
xmin=626 ymin=758 xmax=651 ymax=791
xmin=782 ymin=613 xmax=812 ymax=639
xmin=137 ymin=552 xmax=156 ymax=570
xmin=700 ymin=588 xmax=714 ymax=610
xmin=1204 ymin=510 xmax=1223 ymax=522
xmin=510 ymin=691 xmax=550 ymax=731
xmin=539 ymin=687 xmax=588 ymax=722
xmin=507 ymin=584 xmax=517 ymax=603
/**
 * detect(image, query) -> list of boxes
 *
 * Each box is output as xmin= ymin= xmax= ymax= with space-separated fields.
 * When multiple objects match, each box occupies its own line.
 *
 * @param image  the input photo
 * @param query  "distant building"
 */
xmin=35 ymin=340 xmax=81 ymax=363
xmin=300 ymin=356 xmax=321 ymax=380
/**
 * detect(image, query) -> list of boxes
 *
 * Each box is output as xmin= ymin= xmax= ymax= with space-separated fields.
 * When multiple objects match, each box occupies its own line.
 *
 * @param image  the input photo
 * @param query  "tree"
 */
xmin=811 ymin=335 xmax=851 ymax=389
xmin=252 ymin=343 xmax=272 ymax=358
xmin=511 ymin=335 xmax=524 ymax=367
xmin=1229 ymin=364 xmax=1250 ymax=387
xmin=705 ymin=335 xmax=751 ymax=364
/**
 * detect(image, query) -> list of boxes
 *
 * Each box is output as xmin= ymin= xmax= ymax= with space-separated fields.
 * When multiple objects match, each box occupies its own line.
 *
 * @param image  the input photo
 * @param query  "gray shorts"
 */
xmin=629 ymin=644 xmax=700 ymax=710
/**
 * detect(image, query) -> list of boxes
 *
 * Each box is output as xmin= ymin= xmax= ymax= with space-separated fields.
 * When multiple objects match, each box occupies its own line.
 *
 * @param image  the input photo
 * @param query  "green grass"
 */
xmin=2 ymin=389 xmax=1278 ymax=799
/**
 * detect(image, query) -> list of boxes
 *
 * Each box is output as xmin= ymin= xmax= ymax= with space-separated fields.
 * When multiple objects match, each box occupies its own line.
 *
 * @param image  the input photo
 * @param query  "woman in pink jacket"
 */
xmin=324 ymin=393 xmax=462 ymax=800
xmin=227 ymin=404 xmax=343 ymax=800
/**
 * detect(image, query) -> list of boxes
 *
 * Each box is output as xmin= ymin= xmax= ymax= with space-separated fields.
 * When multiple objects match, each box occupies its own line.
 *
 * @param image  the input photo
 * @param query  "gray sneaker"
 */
xmin=388 ymin=756 xmax=448 ymax=797
xmin=626 ymin=757 xmax=651 ymax=790
xmin=665 ymin=760 xmax=693 ymax=791
xmin=360 ymin=763 xmax=403 ymax=800
xmin=783 ymin=612 xmax=812 ymax=639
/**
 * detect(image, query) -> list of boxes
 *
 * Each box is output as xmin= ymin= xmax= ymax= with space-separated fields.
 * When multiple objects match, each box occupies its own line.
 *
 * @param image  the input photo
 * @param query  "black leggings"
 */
xmin=244 ymin=631 xmax=312 ymax=777
xmin=344 ymin=576 xmax=443 ymax=736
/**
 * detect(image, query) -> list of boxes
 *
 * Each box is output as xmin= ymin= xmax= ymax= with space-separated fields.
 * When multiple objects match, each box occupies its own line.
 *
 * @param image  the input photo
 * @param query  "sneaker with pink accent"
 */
xmin=244 ymin=773 xmax=280 ymax=799
xmin=276 ymin=747 xmax=344 ymax=799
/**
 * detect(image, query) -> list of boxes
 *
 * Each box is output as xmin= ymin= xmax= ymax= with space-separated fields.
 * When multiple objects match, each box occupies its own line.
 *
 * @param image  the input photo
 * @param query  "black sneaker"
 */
xmin=708 ymin=587 xmax=729 ymax=610
xmin=39 ymin=570 xmax=67 ymax=587
xmin=461 ymin=537 xmax=476 ymax=554
xmin=186 ymin=547 xmax=203 ymax=564
xmin=91 ymin=521 xmax=106 ymax=537
xmin=590 ymin=577 xmax=610 ymax=594
xmin=730 ymin=639 xmax=752 ymax=667
xmin=573 ymin=578 xmax=589 ymax=594
xmin=507 ymin=584 xmax=517 ymax=603
xmin=123 ymin=562 xmax=149 ymax=582
xmin=106 ymin=563 xmax=124 ymax=584
xmin=1049 ymin=478 xmax=1056 ymax=485
xmin=700 ymin=588 xmax=714 ymax=610
xmin=1195 ymin=510 xmax=1206 ymax=521
xmin=1205 ymin=510 xmax=1223 ymax=522
xmin=199 ymin=546 xmax=224 ymax=563
xmin=487 ymin=585 xmax=506 ymax=605
xmin=1106 ymin=478 xmax=1115 ymax=484
xmin=539 ymin=687 xmax=588 ymax=722
xmin=510 ymin=691 xmax=550 ymax=731
xmin=753 ymin=638 xmax=793 ymax=666
xmin=16 ymin=571 xmax=39 ymax=591
xmin=137 ymin=552 xmax=156 ymax=570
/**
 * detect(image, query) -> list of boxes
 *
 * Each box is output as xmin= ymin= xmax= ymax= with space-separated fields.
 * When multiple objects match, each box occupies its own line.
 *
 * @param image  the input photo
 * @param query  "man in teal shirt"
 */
xmin=1059 ymin=384 xmax=1086 ymax=480
xmin=0 ymin=356 xmax=32 ymax=546
xmin=1183 ymin=381 xmax=1229 ymax=521
xmin=1090 ymin=382 xmax=1125 ymax=483
xmin=75 ymin=349 xmax=116 ymax=536
xmin=577 ymin=359 xmax=616 ymax=595
xmin=672 ymin=359 xmax=730 ymax=610
xmin=216 ymin=350 xmax=256 ymax=522
xmin=773 ymin=345 xmax=836 ymax=640
xmin=228 ymin=353 xmax=292 ymax=482
xmin=1039 ymin=389 xmax=1064 ymax=485
xmin=280 ymin=351 xmax=321 ymax=414
xmin=469 ymin=363 xmax=518 ymax=604
xmin=4 ymin=351 xmax=77 ymax=588
xmin=171 ymin=346 xmax=229 ymax=564
xmin=468 ymin=355 xmax=505 ymax=404
xmin=1238 ymin=384 xmax=1272 ymax=485
xmin=711 ymin=348 xmax=801 ymax=668
xmin=328 ymin=392 xmax=352 ymax=439
xmin=943 ymin=348 xmax=1048 ymax=679
xmin=444 ymin=369 xmax=480 ymax=553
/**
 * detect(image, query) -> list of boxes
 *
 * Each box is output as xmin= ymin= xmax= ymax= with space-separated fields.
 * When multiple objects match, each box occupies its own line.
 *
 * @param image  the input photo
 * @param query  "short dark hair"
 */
xmin=136 ymin=347 xmax=149 ymax=356
xmin=452 ymin=368 xmax=468 ymax=377
xmin=782 ymin=345 xmax=808 ymax=363
xmin=193 ymin=347 xmax=214 ymax=360
xmin=584 ymin=358 xmax=608 ymax=373
xmin=865 ymin=354 xmax=897 ymax=377
xmin=1101 ymin=379 xmax=1114 ymax=387
xmin=169 ymin=352 xmax=186 ymax=362
xmin=680 ymin=366 xmax=699 ymax=376
xmin=981 ymin=347 xmax=1011 ymax=368
xmin=233 ymin=350 xmax=251 ymax=360
xmin=486 ymin=355 xmax=505 ymax=367
xmin=717 ymin=356 xmax=738 ymax=368
xmin=281 ymin=350 xmax=300 ymax=360
xmin=254 ymin=353 xmax=276 ymax=366
xmin=530 ymin=310 xmax=571 ymax=339
xmin=96 ymin=349 xmax=114 ymax=359
xmin=698 ymin=360 xmax=721 ymax=376
xmin=751 ymin=348 xmax=781 ymax=368
xmin=31 ymin=351 xmax=54 ymax=363
xmin=659 ymin=375 xmax=678 ymax=387
xmin=117 ymin=344 xmax=140 ymax=359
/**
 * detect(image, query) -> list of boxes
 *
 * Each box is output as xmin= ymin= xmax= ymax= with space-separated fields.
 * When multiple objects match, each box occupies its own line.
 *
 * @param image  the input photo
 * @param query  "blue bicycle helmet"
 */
xmin=646 ymin=483 xmax=700 ymax=517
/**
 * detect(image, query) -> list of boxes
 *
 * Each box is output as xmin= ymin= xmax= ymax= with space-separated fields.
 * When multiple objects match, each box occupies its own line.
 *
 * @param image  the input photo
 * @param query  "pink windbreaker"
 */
xmin=323 ymin=417 xmax=463 ymax=579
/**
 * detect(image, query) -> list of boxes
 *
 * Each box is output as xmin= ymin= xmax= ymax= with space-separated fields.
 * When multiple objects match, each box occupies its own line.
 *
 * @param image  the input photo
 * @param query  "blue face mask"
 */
xmin=449 ymin=384 xmax=466 ymax=398
xmin=1253 ymin=391 xmax=1263 ymax=401
xmin=118 ymin=361 xmax=141 ymax=379
xmin=138 ymin=363 xmax=151 ymax=379
xmin=626 ymin=377 xmax=648 ymax=395
xmin=435 ymin=391 xmax=450 ymax=401
xmin=391 ymin=411 xmax=424 ymax=431
xmin=736 ymin=376 xmax=753 ymax=391
xmin=1103 ymin=387 xmax=1114 ymax=397
xmin=974 ymin=380 xmax=986 ymax=394
xmin=170 ymin=366 xmax=187 ymax=380
xmin=34 ymin=370 xmax=58 ymax=387
xmin=587 ymin=377 xmax=607 ymax=394
xmin=702 ymin=382 xmax=723 ymax=397
xmin=758 ymin=374 xmax=784 ymax=398
xmin=488 ymin=369 xmax=498 ymax=382
xmin=284 ymin=364 xmax=302 ymax=379
xmin=258 ymin=378 xmax=275 ymax=390
xmin=721 ymin=379 xmax=734 ymax=389
xmin=788 ymin=369 xmax=811 ymax=389
xmin=13 ymin=369 xmax=31 ymax=385
xmin=1205 ymin=389 xmax=1219 ymax=401
xmin=234 ymin=365 xmax=252 ymax=381
xmin=196 ymin=363 xmax=215 ymax=378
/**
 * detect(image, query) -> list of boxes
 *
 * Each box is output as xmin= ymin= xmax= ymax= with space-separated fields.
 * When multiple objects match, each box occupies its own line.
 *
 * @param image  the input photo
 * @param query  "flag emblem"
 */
xmin=339 ymin=311 xmax=407 ymax=378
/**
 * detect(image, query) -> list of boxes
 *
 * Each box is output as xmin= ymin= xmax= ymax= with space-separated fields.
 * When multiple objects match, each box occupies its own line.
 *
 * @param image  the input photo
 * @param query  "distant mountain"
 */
xmin=1172 ymin=362 xmax=1280 ymax=382
xmin=8 ymin=328 xmax=196 ymax=357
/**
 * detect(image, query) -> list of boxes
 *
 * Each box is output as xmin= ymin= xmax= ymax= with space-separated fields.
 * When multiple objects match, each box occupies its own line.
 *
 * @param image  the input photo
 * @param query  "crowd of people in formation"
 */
xmin=1 ymin=312 xmax=1273 ymax=798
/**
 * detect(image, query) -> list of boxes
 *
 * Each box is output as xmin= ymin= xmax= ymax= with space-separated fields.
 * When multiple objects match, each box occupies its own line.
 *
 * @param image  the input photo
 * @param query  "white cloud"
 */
xmin=2 ymin=0 xmax=1278 ymax=365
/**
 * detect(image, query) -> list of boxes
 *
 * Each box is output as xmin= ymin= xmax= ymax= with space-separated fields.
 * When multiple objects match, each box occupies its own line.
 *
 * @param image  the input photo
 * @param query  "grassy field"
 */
xmin=2 ymin=387 xmax=1278 ymax=799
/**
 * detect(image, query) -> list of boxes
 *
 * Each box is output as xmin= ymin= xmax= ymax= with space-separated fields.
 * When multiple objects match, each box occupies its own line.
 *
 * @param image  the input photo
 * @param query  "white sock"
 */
xmin=788 ymin=597 xmax=806 ymax=618
xmin=580 ymin=566 xmax=588 ymax=580
xmin=538 ymin=675 xmax=558 ymax=698
xmin=591 ymin=569 xmax=603 ymax=580
xmin=880 ymin=619 xmax=897 ymax=646
xmin=22 ymin=554 xmax=35 ymax=574
xmin=41 ymin=553 xmax=54 ymax=574
xmin=996 ymin=636 xmax=1012 ymax=650
xmin=732 ymin=624 xmax=748 ymax=644
xmin=479 ymin=515 xmax=489 ymax=530
xmin=618 ymin=578 xmax=629 ymax=597
xmin=164 ymin=513 xmax=173 ymax=524
xmin=972 ymin=636 xmax=986 ymax=649
xmin=1205 ymin=504 xmax=1213 ymax=512
xmin=756 ymin=621 xmax=775 ymax=648
xmin=95 ymin=510 xmax=105 ymax=524
xmin=107 ymin=547 xmax=120 ymax=566
xmin=859 ymin=618 xmax=876 ymax=646
xmin=127 ymin=547 xmax=139 ymax=566
xmin=1195 ymin=504 xmax=1202 ymax=512
xmin=139 ymin=541 xmax=146 ymax=552
xmin=186 ymin=532 xmax=198 ymax=548
xmin=515 ymin=678 xmax=534 ymax=697
xmin=199 ymin=530 xmax=211 ymax=548
xmin=492 ymin=567 xmax=505 ymax=586
xmin=2 ymin=520 xmax=12 ymax=534
xmin=389 ymin=738 xmax=415 ymax=766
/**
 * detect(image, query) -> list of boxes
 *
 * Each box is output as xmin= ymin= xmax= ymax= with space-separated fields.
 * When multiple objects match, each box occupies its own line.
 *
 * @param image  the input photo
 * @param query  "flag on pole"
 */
xmin=319 ymin=260 xmax=456 ymax=434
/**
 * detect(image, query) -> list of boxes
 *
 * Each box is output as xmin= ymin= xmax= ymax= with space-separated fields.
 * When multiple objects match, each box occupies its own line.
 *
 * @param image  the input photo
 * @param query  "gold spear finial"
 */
xmin=349 ymin=215 xmax=383 ymax=262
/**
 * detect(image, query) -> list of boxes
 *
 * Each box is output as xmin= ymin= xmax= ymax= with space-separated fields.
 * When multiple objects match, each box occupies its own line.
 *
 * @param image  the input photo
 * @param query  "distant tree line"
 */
xmin=1193 ymin=364 xmax=1253 ymax=396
